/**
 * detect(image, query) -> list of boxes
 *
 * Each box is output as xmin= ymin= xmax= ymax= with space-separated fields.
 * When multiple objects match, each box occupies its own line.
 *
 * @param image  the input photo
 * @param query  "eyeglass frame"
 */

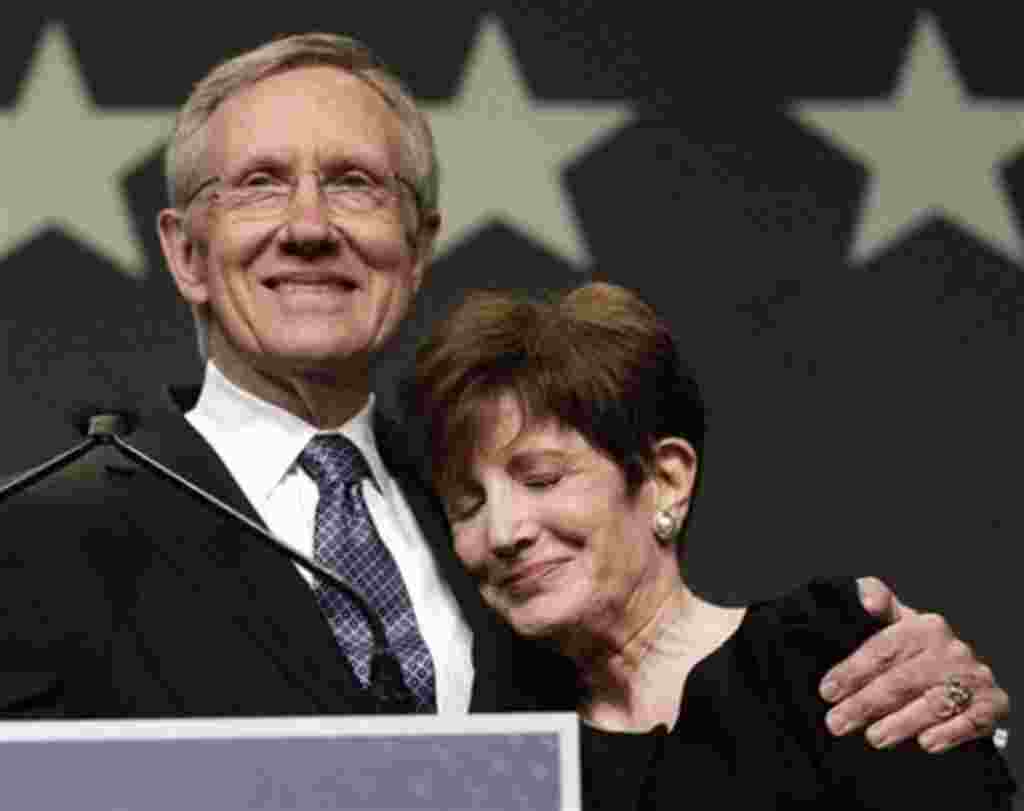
xmin=181 ymin=169 xmax=425 ymax=228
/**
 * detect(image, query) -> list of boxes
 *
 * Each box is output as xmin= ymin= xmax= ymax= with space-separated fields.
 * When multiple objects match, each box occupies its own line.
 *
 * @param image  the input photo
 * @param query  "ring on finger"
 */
xmin=943 ymin=676 xmax=973 ymax=716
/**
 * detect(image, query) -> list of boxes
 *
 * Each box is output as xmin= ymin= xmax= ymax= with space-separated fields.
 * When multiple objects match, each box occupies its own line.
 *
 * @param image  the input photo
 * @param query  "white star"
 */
xmin=791 ymin=14 xmax=1024 ymax=264
xmin=424 ymin=17 xmax=632 ymax=266
xmin=0 ymin=24 xmax=175 ymax=277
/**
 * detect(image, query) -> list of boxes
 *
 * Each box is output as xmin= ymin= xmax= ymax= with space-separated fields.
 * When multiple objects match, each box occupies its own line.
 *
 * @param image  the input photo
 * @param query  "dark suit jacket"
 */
xmin=0 ymin=385 xmax=571 ymax=719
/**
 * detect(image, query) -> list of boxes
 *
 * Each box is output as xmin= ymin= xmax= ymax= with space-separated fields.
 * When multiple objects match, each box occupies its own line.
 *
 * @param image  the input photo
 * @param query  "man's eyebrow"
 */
xmin=216 ymin=150 xmax=290 ymax=180
xmin=321 ymin=149 xmax=398 ymax=176
xmin=226 ymin=145 xmax=398 ymax=177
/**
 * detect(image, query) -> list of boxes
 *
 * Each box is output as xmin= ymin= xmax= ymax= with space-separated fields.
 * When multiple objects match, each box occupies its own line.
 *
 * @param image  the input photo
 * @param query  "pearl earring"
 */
xmin=653 ymin=509 xmax=679 ymax=542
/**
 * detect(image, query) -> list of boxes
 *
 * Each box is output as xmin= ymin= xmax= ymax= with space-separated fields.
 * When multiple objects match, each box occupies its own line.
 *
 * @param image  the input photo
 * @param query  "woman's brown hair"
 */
xmin=406 ymin=282 xmax=707 ymax=513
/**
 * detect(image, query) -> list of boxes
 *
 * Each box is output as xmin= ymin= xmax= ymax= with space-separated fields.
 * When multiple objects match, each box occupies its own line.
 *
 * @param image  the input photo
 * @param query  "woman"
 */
xmin=406 ymin=281 xmax=1015 ymax=809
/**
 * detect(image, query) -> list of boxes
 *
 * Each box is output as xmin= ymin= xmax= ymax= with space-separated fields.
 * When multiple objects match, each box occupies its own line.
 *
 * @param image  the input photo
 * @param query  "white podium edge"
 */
xmin=0 ymin=712 xmax=581 ymax=810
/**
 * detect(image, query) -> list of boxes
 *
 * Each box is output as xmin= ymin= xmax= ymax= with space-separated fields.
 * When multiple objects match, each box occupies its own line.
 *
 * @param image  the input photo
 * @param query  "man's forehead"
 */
xmin=202 ymin=65 xmax=404 ymax=171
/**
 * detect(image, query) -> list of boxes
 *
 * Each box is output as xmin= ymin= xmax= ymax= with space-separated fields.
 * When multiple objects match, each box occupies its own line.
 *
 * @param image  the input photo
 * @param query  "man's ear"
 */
xmin=157 ymin=208 xmax=209 ymax=305
xmin=651 ymin=437 xmax=699 ymax=519
xmin=410 ymin=209 xmax=441 ymax=293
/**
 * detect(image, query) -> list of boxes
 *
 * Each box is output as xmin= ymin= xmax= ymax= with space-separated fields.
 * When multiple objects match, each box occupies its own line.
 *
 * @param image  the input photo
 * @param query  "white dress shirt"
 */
xmin=185 ymin=362 xmax=474 ymax=713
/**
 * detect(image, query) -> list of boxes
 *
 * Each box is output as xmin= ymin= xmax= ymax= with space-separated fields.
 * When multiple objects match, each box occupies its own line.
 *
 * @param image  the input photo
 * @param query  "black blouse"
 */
xmin=579 ymin=578 xmax=1016 ymax=810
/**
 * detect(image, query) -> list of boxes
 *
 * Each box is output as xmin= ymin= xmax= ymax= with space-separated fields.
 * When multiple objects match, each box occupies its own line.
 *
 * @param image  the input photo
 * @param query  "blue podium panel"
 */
xmin=0 ymin=713 xmax=580 ymax=810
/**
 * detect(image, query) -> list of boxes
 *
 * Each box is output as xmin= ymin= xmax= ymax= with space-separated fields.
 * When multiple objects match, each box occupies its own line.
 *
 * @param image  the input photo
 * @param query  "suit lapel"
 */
xmin=123 ymin=385 xmax=371 ymax=712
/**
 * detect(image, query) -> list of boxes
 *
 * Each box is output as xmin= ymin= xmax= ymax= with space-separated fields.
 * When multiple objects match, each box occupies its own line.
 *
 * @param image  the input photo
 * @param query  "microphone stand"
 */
xmin=0 ymin=413 xmax=418 ymax=713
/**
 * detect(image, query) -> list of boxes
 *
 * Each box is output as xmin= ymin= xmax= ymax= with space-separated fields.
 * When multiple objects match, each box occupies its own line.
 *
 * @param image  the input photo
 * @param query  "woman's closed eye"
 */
xmin=523 ymin=472 xmax=562 ymax=490
xmin=445 ymin=491 xmax=483 ymax=523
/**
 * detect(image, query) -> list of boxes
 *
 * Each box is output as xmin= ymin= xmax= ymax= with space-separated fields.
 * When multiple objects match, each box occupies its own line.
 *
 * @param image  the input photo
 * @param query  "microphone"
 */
xmin=0 ymin=411 xmax=418 ymax=713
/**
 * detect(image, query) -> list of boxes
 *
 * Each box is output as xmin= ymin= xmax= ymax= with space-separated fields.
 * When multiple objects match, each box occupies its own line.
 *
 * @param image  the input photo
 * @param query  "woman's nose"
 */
xmin=492 ymin=536 xmax=534 ymax=561
xmin=486 ymin=492 xmax=539 ymax=559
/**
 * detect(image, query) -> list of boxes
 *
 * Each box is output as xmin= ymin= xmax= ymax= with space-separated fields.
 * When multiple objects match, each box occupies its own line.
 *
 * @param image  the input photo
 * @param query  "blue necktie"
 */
xmin=300 ymin=434 xmax=436 ymax=711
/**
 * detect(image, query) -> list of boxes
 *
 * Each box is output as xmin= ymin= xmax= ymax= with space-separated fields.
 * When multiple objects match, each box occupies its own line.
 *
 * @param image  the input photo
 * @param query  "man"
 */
xmin=0 ymin=33 xmax=1007 ymax=754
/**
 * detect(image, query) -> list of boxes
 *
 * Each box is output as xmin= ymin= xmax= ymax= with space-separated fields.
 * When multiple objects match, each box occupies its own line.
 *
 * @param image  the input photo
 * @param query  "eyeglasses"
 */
xmin=183 ymin=169 xmax=422 ymax=224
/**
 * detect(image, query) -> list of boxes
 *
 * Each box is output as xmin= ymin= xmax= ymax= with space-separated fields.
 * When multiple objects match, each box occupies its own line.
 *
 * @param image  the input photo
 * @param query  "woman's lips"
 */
xmin=498 ymin=558 xmax=569 ymax=591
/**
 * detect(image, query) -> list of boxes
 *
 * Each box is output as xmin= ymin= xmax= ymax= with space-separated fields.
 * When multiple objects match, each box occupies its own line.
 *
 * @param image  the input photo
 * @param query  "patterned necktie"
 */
xmin=300 ymin=434 xmax=436 ymax=711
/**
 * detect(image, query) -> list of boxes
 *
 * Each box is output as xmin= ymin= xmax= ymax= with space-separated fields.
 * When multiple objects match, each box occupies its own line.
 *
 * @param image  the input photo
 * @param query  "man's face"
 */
xmin=160 ymin=66 xmax=431 ymax=393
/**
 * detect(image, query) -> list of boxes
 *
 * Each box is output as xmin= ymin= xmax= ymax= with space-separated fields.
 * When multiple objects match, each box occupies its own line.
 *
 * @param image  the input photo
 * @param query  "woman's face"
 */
xmin=445 ymin=392 xmax=682 ymax=646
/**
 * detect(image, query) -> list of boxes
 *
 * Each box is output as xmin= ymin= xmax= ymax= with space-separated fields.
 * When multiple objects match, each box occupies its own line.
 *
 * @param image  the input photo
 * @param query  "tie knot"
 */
xmin=300 ymin=434 xmax=373 ymax=489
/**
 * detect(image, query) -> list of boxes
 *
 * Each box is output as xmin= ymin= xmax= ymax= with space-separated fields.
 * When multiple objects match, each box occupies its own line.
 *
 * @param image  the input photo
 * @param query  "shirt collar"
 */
xmin=189 ymin=361 xmax=389 ymax=505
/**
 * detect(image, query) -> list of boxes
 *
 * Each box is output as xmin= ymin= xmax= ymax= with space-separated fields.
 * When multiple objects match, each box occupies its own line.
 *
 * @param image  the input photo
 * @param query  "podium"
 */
xmin=0 ymin=713 xmax=580 ymax=810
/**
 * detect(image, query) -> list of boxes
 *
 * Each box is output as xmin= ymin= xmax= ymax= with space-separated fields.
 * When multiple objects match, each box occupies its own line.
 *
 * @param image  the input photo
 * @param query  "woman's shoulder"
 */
xmin=683 ymin=577 xmax=872 ymax=719
xmin=745 ymin=576 xmax=869 ymax=629
xmin=698 ymin=576 xmax=875 ymax=742
xmin=739 ymin=575 xmax=879 ymax=662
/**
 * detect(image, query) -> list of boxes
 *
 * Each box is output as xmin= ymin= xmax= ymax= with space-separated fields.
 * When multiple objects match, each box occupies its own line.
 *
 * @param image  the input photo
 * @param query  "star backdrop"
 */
xmin=1 ymin=3 xmax=1020 ymax=793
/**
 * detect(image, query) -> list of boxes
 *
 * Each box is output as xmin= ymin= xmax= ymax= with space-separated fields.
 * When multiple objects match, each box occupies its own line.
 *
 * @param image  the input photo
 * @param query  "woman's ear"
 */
xmin=650 ymin=437 xmax=698 ymax=523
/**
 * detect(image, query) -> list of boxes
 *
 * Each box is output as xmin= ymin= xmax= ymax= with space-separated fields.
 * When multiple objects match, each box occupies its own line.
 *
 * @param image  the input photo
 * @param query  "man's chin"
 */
xmin=225 ymin=348 xmax=370 ymax=392
xmin=280 ymin=353 xmax=371 ymax=384
xmin=253 ymin=338 xmax=372 ymax=370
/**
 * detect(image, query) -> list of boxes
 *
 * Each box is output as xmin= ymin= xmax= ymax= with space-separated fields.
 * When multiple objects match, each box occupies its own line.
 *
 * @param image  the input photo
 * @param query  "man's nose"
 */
xmin=278 ymin=174 xmax=339 ymax=255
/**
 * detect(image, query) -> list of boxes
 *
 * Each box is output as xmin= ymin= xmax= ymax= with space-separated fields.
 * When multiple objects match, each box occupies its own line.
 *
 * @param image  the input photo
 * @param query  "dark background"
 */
xmin=1 ymin=2 xmax=1019 ymax=799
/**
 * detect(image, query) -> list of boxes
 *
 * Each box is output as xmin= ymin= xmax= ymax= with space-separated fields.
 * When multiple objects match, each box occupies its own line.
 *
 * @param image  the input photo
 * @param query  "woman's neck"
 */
xmin=575 ymin=587 xmax=745 ymax=733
